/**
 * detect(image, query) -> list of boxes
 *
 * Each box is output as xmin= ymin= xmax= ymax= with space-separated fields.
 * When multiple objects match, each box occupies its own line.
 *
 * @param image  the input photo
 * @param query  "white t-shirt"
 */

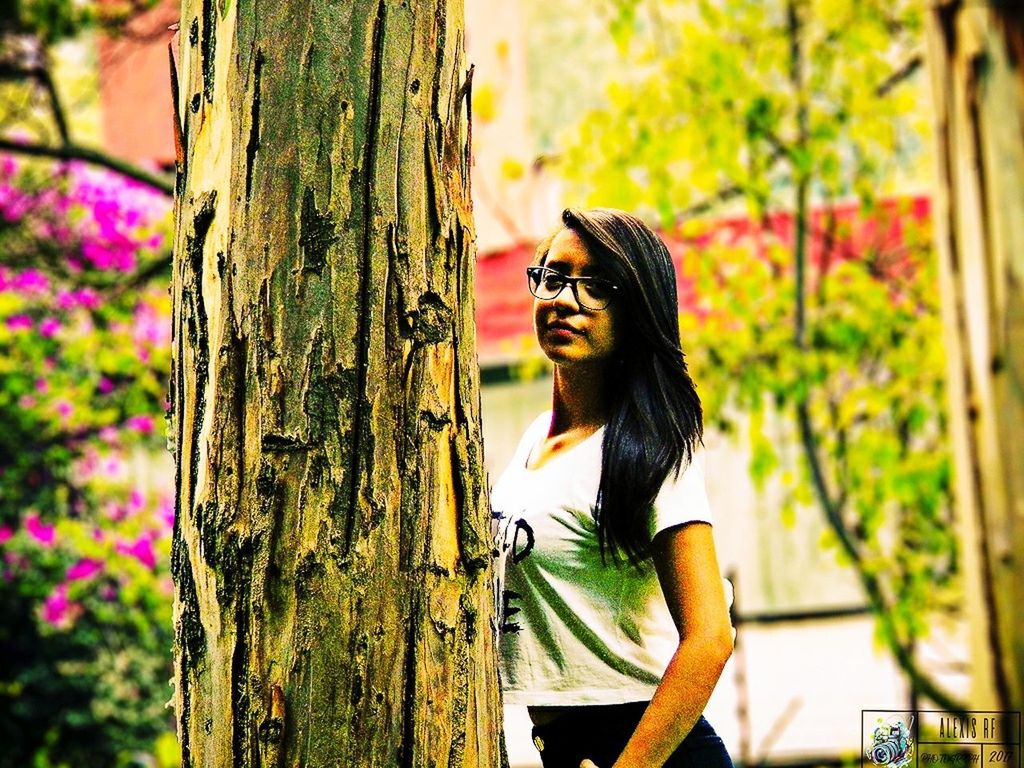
xmin=491 ymin=411 xmax=715 ymax=706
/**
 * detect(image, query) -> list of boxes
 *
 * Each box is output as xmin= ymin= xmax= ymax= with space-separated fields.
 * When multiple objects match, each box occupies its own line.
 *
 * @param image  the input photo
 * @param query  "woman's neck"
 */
xmin=550 ymin=362 xmax=610 ymax=434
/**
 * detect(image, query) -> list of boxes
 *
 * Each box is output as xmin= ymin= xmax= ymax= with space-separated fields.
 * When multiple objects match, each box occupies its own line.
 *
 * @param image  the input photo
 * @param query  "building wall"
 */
xmin=97 ymin=0 xmax=178 ymax=168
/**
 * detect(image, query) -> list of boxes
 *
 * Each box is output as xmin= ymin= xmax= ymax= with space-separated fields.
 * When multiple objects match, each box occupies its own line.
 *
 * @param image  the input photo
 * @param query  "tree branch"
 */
xmin=675 ymin=144 xmax=790 ymax=224
xmin=107 ymin=254 xmax=173 ymax=299
xmin=673 ymin=52 xmax=924 ymax=226
xmin=796 ymin=403 xmax=966 ymax=713
xmin=876 ymin=52 xmax=923 ymax=97
xmin=35 ymin=49 xmax=70 ymax=145
xmin=0 ymin=137 xmax=173 ymax=195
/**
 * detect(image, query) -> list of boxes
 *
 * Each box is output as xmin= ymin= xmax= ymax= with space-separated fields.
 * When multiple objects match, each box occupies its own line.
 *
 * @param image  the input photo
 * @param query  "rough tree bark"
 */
xmin=168 ymin=1 xmax=505 ymax=765
xmin=928 ymin=0 xmax=1024 ymax=717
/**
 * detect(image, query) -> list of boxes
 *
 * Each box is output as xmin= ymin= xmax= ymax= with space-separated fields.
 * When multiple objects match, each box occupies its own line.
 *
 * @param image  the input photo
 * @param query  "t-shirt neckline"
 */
xmin=523 ymin=417 xmax=605 ymax=473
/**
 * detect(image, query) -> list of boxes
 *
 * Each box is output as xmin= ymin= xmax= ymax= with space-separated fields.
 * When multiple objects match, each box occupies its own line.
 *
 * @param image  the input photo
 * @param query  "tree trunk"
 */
xmin=928 ymin=0 xmax=1024 ymax=715
xmin=168 ymin=2 xmax=505 ymax=765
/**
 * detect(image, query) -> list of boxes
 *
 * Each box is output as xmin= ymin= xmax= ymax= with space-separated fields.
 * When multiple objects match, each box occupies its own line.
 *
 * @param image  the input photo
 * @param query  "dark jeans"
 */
xmin=529 ymin=701 xmax=733 ymax=768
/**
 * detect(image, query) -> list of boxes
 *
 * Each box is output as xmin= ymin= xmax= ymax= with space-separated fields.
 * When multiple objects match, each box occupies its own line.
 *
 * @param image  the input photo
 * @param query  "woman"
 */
xmin=491 ymin=208 xmax=735 ymax=768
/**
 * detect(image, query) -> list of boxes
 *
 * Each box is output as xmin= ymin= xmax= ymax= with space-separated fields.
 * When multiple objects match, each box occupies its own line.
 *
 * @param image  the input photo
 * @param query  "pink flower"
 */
xmin=113 ymin=250 xmax=136 ymax=272
xmin=132 ymin=302 xmax=170 ymax=348
xmin=6 ymin=314 xmax=32 ymax=331
xmin=97 ymin=377 xmax=114 ymax=394
xmin=128 ymin=489 xmax=145 ymax=512
xmin=4 ymin=550 xmax=28 ymax=571
xmin=11 ymin=269 xmax=49 ymax=294
xmin=42 ymin=584 xmax=68 ymax=623
xmin=56 ymin=400 xmax=73 ymax=418
xmin=157 ymin=495 xmax=175 ymax=530
xmin=41 ymin=583 xmax=80 ymax=627
xmin=105 ymin=500 xmax=127 ymax=521
xmin=38 ymin=317 xmax=60 ymax=338
xmin=117 ymin=535 xmax=157 ymax=570
xmin=0 ymin=525 xmax=12 ymax=544
xmin=75 ymin=447 xmax=99 ymax=476
xmin=66 ymin=558 xmax=103 ymax=581
xmin=52 ymin=224 xmax=71 ymax=245
xmin=56 ymin=288 xmax=99 ymax=310
xmin=0 ymin=190 xmax=30 ymax=222
xmin=35 ymin=378 xmax=48 ymax=393
xmin=125 ymin=415 xmax=154 ymax=434
xmin=24 ymin=513 xmax=55 ymax=546
xmin=82 ymin=241 xmax=115 ymax=271
xmin=76 ymin=289 xmax=99 ymax=309
xmin=38 ymin=319 xmax=59 ymax=339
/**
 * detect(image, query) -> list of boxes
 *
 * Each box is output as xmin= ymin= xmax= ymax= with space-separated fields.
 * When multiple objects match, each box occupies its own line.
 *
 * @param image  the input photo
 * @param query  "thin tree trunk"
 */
xmin=168 ymin=1 xmax=505 ymax=765
xmin=928 ymin=0 xmax=1024 ymax=718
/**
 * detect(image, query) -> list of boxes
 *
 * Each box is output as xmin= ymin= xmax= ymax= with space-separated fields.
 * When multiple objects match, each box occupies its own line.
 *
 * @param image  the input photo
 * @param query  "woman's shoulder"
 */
xmin=663 ymin=447 xmax=708 ymax=494
xmin=650 ymin=447 xmax=713 ymax=535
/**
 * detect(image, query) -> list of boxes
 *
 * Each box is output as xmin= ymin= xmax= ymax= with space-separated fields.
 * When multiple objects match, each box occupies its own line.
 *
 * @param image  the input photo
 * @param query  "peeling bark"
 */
xmin=169 ymin=1 xmax=505 ymax=765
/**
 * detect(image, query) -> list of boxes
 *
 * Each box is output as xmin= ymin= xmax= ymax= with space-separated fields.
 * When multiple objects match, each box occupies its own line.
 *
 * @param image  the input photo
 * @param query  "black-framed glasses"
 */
xmin=526 ymin=266 xmax=619 ymax=311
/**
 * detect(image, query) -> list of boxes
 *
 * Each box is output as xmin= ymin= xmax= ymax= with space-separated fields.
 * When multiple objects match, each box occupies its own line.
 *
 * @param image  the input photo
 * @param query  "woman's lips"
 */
xmin=545 ymin=322 xmax=582 ymax=337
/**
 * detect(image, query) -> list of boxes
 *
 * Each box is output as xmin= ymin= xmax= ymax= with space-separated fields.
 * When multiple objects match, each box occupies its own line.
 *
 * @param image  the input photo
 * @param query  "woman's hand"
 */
xmin=579 ymin=761 xmax=600 ymax=768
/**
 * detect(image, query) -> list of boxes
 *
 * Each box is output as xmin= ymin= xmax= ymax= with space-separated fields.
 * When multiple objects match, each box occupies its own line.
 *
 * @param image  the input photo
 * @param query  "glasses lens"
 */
xmin=540 ymin=271 xmax=566 ymax=298
xmin=527 ymin=268 xmax=542 ymax=294
xmin=528 ymin=268 xmax=563 ymax=300
xmin=578 ymin=279 xmax=612 ymax=309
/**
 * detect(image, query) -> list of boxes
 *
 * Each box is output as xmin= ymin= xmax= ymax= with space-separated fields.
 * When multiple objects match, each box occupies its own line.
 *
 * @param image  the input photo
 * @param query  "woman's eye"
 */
xmin=542 ymin=273 xmax=567 ymax=289
xmin=581 ymin=280 xmax=609 ymax=299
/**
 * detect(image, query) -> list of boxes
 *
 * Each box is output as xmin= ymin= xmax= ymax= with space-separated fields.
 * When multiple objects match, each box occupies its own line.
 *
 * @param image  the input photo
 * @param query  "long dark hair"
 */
xmin=538 ymin=208 xmax=704 ymax=566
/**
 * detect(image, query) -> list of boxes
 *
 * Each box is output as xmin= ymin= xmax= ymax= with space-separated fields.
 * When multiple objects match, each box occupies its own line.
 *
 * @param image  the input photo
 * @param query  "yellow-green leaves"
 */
xmin=556 ymin=1 xmax=953 ymax=687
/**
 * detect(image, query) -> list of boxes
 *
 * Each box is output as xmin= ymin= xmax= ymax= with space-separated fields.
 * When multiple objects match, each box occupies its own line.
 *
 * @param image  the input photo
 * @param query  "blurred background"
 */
xmin=0 ymin=1 xmax=1020 ymax=766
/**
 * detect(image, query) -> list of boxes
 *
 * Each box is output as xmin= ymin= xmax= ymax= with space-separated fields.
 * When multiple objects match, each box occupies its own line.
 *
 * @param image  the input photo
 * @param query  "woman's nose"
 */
xmin=551 ymin=283 xmax=581 ymax=312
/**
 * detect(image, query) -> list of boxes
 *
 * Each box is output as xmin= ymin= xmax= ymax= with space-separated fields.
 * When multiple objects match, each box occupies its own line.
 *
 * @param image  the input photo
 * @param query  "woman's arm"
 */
xmin=608 ymin=521 xmax=734 ymax=768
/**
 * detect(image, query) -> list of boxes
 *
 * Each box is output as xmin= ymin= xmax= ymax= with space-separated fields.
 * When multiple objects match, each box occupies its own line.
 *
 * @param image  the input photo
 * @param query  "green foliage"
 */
xmin=561 ymin=0 xmax=926 ymax=221
xmin=2 ymin=0 xmax=161 ymax=44
xmin=556 ymin=0 xmax=958 ymax=701
xmin=0 ymin=535 xmax=175 ymax=767
xmin=0 ymin=156 xmax=177 ymax=767
xmin=683 ymin=211 xmax=956 ymax=628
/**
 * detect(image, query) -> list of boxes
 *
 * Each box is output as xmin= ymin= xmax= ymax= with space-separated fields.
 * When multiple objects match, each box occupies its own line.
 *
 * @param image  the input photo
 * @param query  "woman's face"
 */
xmin=533 ymin=228 xmax=619 ymax=367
